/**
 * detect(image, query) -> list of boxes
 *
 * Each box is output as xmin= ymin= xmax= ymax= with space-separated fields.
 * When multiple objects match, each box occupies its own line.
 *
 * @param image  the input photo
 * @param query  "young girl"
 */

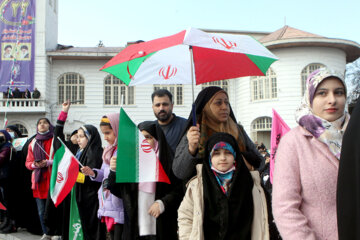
xmin=25 ymin=118 xmax=55 ymax=239
xmin=75 ymin=125 xmax=105 ymax=240
xmin=81 ymin=113 xmax=124 ymax=240
xmin=108 ymin=121 xmax=183 ymax=240
xmin=178 ymin=132 xmax=269 ymax=240
xmin=44 ymin=101 xmax=79 ymax=239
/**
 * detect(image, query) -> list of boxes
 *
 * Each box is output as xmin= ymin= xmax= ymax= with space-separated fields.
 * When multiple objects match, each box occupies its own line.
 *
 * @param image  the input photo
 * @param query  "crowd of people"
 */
xmin=0 ymin=67 xmax=358 ymax=240
xmin=2 ymin=87 xmax=41 ymax=106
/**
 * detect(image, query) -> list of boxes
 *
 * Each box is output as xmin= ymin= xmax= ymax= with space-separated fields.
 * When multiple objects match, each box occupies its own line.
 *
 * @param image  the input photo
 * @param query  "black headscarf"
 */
xmin=202 ymin=132 xmax=253 ymax=240
xmin=76 ymin=125 xmax=102 ymax=167
xmin=337 ymin=98 xmax=360 ymax=240
xmin=180 ymin=86 xmax=237 ymax=137
xmin=75 ymin=125 xmax=105 ymax=240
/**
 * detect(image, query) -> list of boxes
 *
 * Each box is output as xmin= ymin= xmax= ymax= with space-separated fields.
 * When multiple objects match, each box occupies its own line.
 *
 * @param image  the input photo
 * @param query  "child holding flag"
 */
xmin=81 ymin=113 xmax=125 ymax=240
xmin=178 ymin=132 xmax=269 ymax=240
xmin=25 ymin=118 xmax=55 ymax=239
xmin=108 ymin=121 xmax=183 ymax=240
xmin=74 ymin=125 xmax=105 ymax=240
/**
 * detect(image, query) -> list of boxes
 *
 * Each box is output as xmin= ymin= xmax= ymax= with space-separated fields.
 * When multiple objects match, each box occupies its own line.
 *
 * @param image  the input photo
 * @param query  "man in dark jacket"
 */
xmin=32 ymin=88 xmax=40 ymax=106
xmin=12 ymin=87 xmax=21 ymax=106
xmin=151 ymin=89 xmax=187 ymax=152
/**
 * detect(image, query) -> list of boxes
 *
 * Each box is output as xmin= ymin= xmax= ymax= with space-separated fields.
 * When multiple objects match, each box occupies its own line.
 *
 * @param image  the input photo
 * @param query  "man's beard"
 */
xmin=156 ymin=110 xmax=172 ymax=123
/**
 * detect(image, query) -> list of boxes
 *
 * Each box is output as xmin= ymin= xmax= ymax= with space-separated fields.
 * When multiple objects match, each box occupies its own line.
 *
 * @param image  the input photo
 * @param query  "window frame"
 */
xmin=251 ymin=68 xmax=277 ymax=101
xmin=301 ymin=63 xmax=325 ymax=95
xmin=153 ymin=84 xmax=184 ymax=106
xmin=103 ymin=74 xmax=135 ymax=106
xmin=252 ymin=117 xmax=272 ymax=131
xmin=58 ymin=72 xmax=85 ymax=105
xmin=201 ymin=80 xmax=229 ymax=92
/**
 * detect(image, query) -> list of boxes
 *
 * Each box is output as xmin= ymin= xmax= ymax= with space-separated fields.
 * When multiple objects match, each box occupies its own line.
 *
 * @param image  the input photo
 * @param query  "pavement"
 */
xmin=0 ymin=228 xmax=40 ymax=240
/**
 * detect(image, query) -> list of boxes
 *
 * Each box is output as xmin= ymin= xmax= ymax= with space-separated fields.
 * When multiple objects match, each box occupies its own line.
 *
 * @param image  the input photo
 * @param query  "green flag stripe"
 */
xmin=69 ymin=187 xmax=83 ymax=240
xmin=246 ymin=54 xmax=277 ymax=75
xmin=101 ymin=52 xmax=156 ymax=85
xmin=50 ymin=144 xmax=65 ymax=193
xmin=117 ymin=108 xmax=138 ymax=182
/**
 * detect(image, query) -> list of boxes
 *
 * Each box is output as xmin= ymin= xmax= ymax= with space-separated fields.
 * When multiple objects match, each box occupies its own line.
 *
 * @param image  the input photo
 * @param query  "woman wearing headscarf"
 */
xmin=76 ymin=125 xmax=106 ymax=240
xmin=44 ymin=101 xmax=79 ymax=240
xmin=3 ymin=125 xmax=22 ymax=233
xmin=178 ymin=132 xmax=269 ymax=240
xmin=272 ymin=68 xmax=349 ymax=240
xmin=173 ymin=86 xmax=263 ymax=181
xmin=0 ymin=130 xmax=15 ymax=233
xmin=25 ymin=118 xmax=55 ymax=239
xmin=108 ymin=121 xmax=183 ymax=240
xmin=337 ymin=97 xmax=360 ymax=240
xmin=5 ymin=125 xmax=22 ymax=139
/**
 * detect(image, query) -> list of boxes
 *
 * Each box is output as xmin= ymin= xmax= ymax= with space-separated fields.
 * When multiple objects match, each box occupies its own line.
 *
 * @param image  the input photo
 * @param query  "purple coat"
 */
xmin=92 ymin=161 xmax=124 ymax=224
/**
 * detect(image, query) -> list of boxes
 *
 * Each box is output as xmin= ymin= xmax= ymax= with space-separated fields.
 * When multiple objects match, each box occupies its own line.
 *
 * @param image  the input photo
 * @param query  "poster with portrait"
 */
xmin=0 ymin=0 xmax=35 ymax=92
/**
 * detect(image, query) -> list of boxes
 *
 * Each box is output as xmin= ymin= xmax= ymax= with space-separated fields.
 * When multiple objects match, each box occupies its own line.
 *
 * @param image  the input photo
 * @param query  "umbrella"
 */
xmin=101 ymin=27 xmax=277 ymax=85
xmin=100 ymin=27 xmax=278 ymax=123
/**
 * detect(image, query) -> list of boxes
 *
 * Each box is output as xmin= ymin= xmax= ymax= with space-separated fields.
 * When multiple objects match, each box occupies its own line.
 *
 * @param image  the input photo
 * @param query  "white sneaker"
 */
xmin=40 ymin=234 xmax=52 ymax=240
xmin=51 ymin=236 xmax=62 ymax=240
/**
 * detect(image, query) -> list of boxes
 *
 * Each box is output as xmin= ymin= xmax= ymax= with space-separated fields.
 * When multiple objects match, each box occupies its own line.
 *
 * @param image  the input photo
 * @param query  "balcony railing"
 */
xmin=1 ymin=98 xmax=46 ymax=112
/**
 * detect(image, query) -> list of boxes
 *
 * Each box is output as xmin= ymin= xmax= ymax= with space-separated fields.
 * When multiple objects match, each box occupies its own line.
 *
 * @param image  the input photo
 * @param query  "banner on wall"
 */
xmin=0 ymin=0 xmax=35 ymax=92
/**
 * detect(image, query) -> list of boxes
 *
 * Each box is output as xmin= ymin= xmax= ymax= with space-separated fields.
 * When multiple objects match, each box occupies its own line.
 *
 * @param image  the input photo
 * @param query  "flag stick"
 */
xmin=35 ymin=141 xmax=51 ymax=159
xmin=57 ymin=137 xmax=84 ymax=168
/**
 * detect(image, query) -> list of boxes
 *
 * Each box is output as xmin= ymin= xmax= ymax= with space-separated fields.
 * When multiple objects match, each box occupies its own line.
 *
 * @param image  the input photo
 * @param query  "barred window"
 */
xmin=251 ymin=68 xmax=277 ymax=101
xmin=153 ymin=84 xmax=183 ymax=105
xmin=252 ymin=117 xmax=272 ymax=131
xmin=58 ymin=73 xmax=85 ymax=105
xmin=301 ymin=63 xmax=325 ymax=95
xmin=201 ymin=80 xmax=229 ymax=92
xmin=104 ymin=75 xmax=134 ymax=105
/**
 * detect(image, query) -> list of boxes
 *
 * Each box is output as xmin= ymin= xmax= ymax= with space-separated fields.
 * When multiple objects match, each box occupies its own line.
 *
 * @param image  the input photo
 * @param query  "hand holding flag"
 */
xmin=50 ymin=137 xmax=82 ymax=207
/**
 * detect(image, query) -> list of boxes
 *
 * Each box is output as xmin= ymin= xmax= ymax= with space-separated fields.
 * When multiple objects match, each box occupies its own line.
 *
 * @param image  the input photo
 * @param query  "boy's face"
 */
xmin=141 ymin=130 xmax=156 ymax=150
xmin=211 ymin=148 xmax=234 ymax=172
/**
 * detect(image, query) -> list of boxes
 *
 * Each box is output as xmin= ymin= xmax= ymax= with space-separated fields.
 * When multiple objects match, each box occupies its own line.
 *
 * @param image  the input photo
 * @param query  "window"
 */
xmin=104 ymin=75 xmax=134 ymax=105
xmin=301 ymin=63 xmax=325 ymax=95
xmin=15 ymin=123 xmax=28 ymax=137
xmin=252 ymin=117 xmax=272 ymax=131
xmin=201 ymin=80 xmax=229 ymax=92
xmin=58 ymin=73 xmax=85 ymax=105
xmin=251 ymin=68 xmax=277 ymax=101
xmin=153 ymin=84 xmax=183 ymax=105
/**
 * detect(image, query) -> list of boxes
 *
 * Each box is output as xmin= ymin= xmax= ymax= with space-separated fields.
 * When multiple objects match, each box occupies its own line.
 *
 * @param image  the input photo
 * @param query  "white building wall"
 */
xmin=49 ymin=59 xmax=202 ymax=138
xmin=234 ymin=46 xmax=347 ymax=137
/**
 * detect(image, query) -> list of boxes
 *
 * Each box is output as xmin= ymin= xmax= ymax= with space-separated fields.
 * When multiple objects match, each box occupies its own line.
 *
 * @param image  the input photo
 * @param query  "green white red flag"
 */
xmin=50 ymin=141 xmax=79 ymax=207
xmin=69 ymin=187 xmax=83 ymax=240
xmin=116 ymin=108 xmax=170 ymax=184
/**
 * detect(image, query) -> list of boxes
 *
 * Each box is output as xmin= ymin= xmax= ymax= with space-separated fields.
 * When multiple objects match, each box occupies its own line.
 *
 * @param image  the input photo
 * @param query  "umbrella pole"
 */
xmin=190 ymin=47 xmax=196 ymax=126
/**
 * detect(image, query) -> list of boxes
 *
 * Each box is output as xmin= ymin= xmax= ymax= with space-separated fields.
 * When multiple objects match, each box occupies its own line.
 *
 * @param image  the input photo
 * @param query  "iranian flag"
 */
xmin=50 ymin=140 xmax=79 ymax=207
xmin=116 ymin=108 xmax=170 ymax=184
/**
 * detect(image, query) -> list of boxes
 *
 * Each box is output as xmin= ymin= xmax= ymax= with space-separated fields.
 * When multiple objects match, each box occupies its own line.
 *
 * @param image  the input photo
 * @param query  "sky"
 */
xmin=58 ymin=0 xmax=360 ymax=48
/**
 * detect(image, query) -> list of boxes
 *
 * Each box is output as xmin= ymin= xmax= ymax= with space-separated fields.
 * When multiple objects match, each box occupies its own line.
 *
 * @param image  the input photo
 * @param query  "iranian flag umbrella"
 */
xmin=100 ymin=27 xmax=278 ymax=89
xmin=100 ymin=27 xmax=279 ymax=124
